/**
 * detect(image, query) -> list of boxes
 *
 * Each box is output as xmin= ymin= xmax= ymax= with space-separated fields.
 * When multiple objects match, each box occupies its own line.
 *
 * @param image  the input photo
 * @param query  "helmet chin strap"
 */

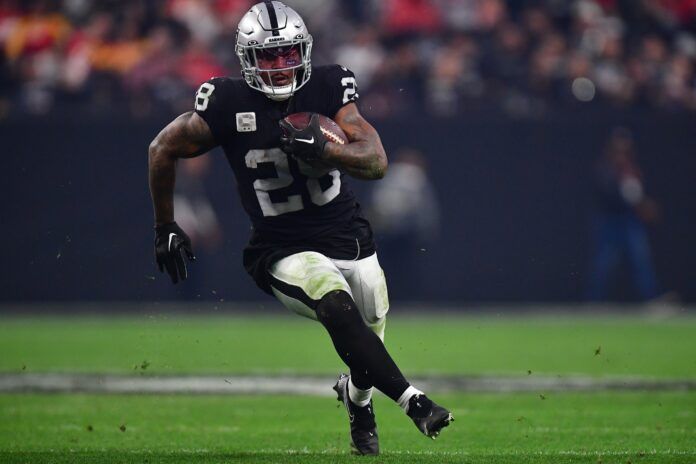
xmin=267 ymin=92 xmax=292 ymax=101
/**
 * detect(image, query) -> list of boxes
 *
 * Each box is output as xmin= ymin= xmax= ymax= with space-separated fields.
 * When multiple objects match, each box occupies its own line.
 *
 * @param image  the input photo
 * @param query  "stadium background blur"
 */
xmin=2 ymin=0 xmax=695 ymax=304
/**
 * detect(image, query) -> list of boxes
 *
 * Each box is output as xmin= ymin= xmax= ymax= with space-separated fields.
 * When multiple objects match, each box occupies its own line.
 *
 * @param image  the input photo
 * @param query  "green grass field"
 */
xmin=1 ymin=312 xmax=695 ymax=463
xmin=2 ymin=314 xmax=695 ymax=377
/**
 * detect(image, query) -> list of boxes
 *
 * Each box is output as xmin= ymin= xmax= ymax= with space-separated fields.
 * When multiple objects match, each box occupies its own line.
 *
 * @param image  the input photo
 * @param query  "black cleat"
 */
xmin=333 ymin=373 xmax=379 ymax=456
xmin=407 ymin=394 xmax=454 ymax=439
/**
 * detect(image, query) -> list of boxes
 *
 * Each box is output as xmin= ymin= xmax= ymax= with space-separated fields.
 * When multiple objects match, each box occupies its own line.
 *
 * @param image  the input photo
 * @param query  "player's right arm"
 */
xmin=148 ymin=111 xmax=216 ymax=284
xmin=148 ymin=111 xmax=216 ymax=225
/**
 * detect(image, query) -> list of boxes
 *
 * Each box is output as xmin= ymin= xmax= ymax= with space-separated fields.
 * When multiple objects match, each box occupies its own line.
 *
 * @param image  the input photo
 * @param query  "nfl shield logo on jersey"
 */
xmin=236 ymin=112 xmax=257 ymax=132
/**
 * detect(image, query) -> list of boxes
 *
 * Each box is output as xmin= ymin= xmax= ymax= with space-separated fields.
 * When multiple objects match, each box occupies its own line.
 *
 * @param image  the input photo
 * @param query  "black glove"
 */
xmin=154 ymin=222 xmax=195 ymax=284
xmin=279 ymin=113 xmax=328 ymax=162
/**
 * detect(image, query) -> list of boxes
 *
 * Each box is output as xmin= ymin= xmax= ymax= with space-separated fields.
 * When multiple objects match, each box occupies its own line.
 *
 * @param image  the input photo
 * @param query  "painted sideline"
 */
xmin=0 ymin=373 xmax=693 ymax=395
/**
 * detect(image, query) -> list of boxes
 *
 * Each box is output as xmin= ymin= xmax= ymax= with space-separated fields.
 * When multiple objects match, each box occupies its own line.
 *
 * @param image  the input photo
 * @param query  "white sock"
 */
xmin=348 ymin=377 xmax=373 ymax=408
xmin=397 ymin=385 xmax=424 ymax=413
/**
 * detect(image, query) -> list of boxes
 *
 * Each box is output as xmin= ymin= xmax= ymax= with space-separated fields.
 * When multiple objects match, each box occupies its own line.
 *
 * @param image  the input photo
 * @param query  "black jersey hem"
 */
xmin=243 ymin=218 xmax=376 ymax=296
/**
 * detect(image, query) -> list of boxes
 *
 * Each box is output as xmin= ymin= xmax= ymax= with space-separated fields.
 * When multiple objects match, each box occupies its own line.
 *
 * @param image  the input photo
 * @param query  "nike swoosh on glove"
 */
xmin=279 ymin=113 xmax=328 ymax=162
xmin=154 ymin=221 xmax=196 ymax=284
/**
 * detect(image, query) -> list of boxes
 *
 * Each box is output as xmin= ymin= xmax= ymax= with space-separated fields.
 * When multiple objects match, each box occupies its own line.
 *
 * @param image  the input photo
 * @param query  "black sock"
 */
xmin=316 ymin=290 xmax=409 ymax=402
xmin=350 ymin=368 xmax=373 ymax=391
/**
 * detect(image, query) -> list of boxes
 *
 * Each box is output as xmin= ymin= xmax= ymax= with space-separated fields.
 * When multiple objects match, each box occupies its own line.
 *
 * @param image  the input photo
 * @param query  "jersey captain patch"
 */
xmin=236 ymin=112 xmax=257 ymax=132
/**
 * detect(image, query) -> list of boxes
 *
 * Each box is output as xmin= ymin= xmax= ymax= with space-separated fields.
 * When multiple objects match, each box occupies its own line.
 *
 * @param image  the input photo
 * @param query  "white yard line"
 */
xmin=0 ymin=373 xmax=693 ymax=395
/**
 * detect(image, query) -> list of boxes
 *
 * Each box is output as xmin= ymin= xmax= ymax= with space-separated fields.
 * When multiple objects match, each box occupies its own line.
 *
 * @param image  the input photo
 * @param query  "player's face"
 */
xmin=256 ymin=45 xmax=301 ymax=87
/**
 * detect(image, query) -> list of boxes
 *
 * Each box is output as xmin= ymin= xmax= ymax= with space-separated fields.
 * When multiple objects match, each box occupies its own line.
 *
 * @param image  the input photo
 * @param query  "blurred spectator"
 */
xmin=426 ymin=34 xmax=483 ymax=115
xmin=659 ymin=52 xmax=696 ymax=107
xmin=521 ymin=5 xmax=556 ymax=45
xmin=369 ymin=148 xmax=440 ymax=299
xmin=2 ymin=1 xmax=71 ymax=113
xmin=61 ymin=13 xmax=112 ymax=93
xmin=483 ymin=22 xmax=529 ymax=89
xmin=592 ymin=36 xmax=633 ymax=103
xmin=176 ymin=39 xmax=227 ymax=89
xmin=436 ymin=0 xmax=507 ymax=32
xmin=362 ymin=41 xmax=425 ymax=118
xmin=586 ymin=128 xmax=661 ymax=302
xmin=167 ymin=0 xmax=220 ymax=45
xmin=173 ymin=155 xmax=223 ymax=299
xmin=645 ymin=0 xmax=696 ymax=28
xmin=528 ymin=32 xmax=567 ymax=100
xmin=124 ymin=23 xmax=183 ymax=115
xmin=334 ymin=26 xmax=385 ymax=88
xmin=174 ymin=155 xmax=222 ymax=251
xmin=3 ymin=2 xmax=70 ymax=62
xmin=380 ymin=0 xmax=442 ymax=38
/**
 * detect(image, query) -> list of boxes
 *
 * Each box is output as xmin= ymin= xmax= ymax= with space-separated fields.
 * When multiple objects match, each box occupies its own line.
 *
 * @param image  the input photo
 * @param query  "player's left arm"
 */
xmin=322 ymin=103 xmax=388 ymax=180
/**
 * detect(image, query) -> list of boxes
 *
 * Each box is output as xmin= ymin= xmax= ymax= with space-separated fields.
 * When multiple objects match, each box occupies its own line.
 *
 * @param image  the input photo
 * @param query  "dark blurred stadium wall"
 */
xmin=3 ymin=0 xmax=696 ymax=305
xmin=2 ymin=108 xmax=695 ymax=303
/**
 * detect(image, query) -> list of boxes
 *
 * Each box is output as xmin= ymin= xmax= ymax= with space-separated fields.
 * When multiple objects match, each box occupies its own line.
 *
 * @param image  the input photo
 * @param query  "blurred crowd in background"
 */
xmin=3 ymin=0 xmax=696 ymax=118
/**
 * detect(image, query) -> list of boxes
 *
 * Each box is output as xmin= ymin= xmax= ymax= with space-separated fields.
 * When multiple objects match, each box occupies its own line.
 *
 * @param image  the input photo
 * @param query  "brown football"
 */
xmin=282 ymin=112 xmax=349 ymax=145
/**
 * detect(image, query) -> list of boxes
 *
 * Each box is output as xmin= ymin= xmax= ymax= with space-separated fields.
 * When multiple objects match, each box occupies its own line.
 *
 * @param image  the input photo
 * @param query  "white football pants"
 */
xmin=269 ymin=251 xmax=390 ymax=341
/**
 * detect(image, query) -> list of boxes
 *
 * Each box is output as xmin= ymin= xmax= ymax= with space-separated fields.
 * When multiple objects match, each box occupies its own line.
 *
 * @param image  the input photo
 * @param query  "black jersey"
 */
xmin=193 ymin=65 xmax=376 ymax=293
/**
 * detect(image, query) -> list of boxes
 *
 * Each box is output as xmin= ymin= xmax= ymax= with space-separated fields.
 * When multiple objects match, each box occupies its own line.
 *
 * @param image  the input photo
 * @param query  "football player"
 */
xmin=148 ymin=1 xmax=453 ymax=455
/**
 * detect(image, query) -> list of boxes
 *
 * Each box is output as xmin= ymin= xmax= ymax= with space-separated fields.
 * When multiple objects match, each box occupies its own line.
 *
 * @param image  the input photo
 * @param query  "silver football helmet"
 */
xmin=236 ymin=1 xmax=313 ymax=101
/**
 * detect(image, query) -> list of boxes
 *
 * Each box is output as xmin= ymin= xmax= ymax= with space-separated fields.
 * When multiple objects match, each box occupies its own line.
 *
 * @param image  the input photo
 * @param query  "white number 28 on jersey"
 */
xmin=245 ymin=149 xmax=341 ymax=217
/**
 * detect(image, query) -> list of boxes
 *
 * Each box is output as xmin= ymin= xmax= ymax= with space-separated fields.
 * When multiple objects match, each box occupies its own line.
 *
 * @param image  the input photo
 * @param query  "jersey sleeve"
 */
xmin=193 ymin=77 xmax=235 ymax=144
xmin=324 ymin=65 xmax=359 ymax=119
